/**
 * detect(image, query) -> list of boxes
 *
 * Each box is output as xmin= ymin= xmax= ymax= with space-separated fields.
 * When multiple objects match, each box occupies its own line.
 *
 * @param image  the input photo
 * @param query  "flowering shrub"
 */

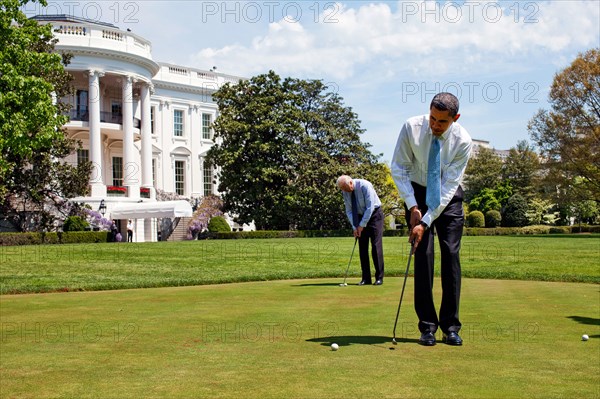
xmin=187 ymin=195 xmax=224 ymax=239
xmin=140 ymin=187 xmax=150 ymax=198
xmin=107 ymin=185 xmax=126 ymax=195
xmin=83 ymin=209 xmax=113 ymax=231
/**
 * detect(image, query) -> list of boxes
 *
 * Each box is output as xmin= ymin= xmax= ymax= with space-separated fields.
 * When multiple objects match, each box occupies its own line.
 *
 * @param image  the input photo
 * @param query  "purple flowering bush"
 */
xmin=187 ymin=195 xmax=224 ymax=239
xmin=83 ymin=209 xmax=113 ymax=231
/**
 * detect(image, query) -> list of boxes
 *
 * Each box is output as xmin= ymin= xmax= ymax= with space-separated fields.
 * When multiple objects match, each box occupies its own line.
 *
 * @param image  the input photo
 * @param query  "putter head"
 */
xmin=339 ymin=283 xmax=347 ymax=287
xmin=392 ymin=338 xmax=398 ymax=345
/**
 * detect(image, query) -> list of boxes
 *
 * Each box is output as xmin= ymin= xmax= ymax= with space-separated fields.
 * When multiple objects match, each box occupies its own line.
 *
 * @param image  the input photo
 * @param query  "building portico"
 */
xmin=32 ymin=14 xmax=246 ymax=241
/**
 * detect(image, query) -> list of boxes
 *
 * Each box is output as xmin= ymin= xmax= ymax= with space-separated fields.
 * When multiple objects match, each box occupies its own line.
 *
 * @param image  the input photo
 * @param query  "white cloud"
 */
xmin=189 ymin=1 xmax=599 ymax=81
xmin=24 ymin=0 xmax=598 ymax=160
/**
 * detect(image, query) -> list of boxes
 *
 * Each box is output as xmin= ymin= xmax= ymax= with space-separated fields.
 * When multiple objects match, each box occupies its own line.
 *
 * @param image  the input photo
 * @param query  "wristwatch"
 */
xmin=419 ymin=221 xmax=429 ymax=230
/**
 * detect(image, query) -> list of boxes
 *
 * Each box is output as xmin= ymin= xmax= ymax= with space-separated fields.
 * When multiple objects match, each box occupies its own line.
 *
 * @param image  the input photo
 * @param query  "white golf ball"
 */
xmin=582 ymin=334 xmax=589 ymax=341
xmin=331 ymin=343 xmax=339 ymax=351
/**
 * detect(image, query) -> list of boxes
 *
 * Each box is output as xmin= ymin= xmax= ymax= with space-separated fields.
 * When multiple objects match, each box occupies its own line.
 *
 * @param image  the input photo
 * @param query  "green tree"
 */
xmin=468 ymin=188 xmax=501 ymax=214
xmin=502 ymin=194 xmax=529 ymax=227
xmin=493 ymin=180 xmax=514 ymax=208
xmin=570 ymin=199 xmax=599 ymax=226
xmin=464 ymin=147 xmax=503 ymax=202
xmin=526 ymin=198 xmax=554 ymax=225
xmin=207 ymin=71 xmax=380 ymax=230
xmin=364 ymin=162 xmax=404 ymax=226
xmin=502 ymin=140 xmax=540 ymax=201
xmin=0 ymin=0 xmax=91 ymax=231
xmin=207 ymin=72 xmax=298 ymax=230
xmin=528 ymin=48 xmax=600 ymax=203
xmin=468 ymin=175 xmax=514 ymax=216
xmin=283 ymin=77 xmax=381 ymax=230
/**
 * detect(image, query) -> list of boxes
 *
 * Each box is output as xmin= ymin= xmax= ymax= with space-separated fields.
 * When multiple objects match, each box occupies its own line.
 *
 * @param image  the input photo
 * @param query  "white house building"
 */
xmin=32 ymin=15 xmax=245 ymax=241
xmin=471 ymin=139 xmax=510 ymax=161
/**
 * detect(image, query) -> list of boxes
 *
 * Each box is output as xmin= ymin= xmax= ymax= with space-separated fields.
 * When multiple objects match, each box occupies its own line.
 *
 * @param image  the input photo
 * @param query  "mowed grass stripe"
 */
xmin=1 ymin=235 xmax=598 ymax=294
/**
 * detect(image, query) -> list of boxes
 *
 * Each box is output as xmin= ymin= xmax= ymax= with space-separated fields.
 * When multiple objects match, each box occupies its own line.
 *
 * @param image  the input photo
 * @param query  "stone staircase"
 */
xmin=166 ymin=217 xmax=192 ymax=241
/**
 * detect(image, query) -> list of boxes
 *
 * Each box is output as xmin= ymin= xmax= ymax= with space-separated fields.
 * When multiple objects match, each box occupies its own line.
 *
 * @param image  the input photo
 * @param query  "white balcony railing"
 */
xmin=49 ymin=22 xmax=153 ymax=60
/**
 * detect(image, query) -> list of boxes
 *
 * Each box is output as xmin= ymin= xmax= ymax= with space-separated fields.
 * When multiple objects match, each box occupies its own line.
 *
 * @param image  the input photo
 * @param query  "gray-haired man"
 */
xmin=337 ymin=175 xmax=385 ymax=286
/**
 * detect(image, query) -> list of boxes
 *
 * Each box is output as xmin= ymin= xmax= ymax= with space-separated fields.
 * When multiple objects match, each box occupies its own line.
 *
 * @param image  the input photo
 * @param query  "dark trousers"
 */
xmin=405 ymin=183 xmax=464 ymax=334
xmin=127 ymin=231 xmax=133 ymax=242
xmin=358 ymin=207 xmax=385 ymax=282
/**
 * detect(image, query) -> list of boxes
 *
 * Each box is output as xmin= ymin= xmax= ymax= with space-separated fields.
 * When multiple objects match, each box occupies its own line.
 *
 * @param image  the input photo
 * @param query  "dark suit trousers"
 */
xmin=405 ymin=183 xmax=464 ymax=334
xmin=358 ymin=207 xmax=384 ymax=282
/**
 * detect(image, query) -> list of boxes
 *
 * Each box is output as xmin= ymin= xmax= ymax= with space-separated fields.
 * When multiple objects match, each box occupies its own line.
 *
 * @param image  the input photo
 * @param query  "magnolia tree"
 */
xmin=206 ymin=71 xmax=383 ymax=230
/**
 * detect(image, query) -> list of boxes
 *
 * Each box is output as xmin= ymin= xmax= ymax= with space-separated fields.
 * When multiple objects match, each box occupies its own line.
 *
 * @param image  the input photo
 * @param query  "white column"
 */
xmin=144 ymin=218 xmax=154 ymax=242
xmin=140 ymin=82 xmax=155 ymax=199
xmin=198 ymin=156 xmax=204 ymax=197
xmin=122 ymin=75 xmax=139 ymax=199
xmin=88 ymin=69 xmax=106 ymax=197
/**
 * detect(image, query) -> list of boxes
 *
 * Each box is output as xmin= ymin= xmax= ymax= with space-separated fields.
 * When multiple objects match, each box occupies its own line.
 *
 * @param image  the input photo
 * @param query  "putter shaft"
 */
xmin=392 ymin=243 xmax=415 ymax=343
xmin=340 ymin=238 xmax=358 ymax=286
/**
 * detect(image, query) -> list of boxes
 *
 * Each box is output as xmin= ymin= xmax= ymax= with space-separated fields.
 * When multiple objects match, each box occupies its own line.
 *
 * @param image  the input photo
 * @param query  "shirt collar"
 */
xmin=430 ymin=123 xmax=453 ymax=141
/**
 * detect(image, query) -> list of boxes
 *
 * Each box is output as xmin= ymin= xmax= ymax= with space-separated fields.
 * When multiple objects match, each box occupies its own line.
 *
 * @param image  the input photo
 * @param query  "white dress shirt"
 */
xmin=391 ymin=114 xmax=472 ymax=227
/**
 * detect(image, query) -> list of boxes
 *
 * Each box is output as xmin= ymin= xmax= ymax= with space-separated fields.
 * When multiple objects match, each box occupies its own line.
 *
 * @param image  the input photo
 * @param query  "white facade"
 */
xmin=471 ymin=139 xmax=510 ymax=160
xmin=34 ymin=15 xmax=245 ymax=241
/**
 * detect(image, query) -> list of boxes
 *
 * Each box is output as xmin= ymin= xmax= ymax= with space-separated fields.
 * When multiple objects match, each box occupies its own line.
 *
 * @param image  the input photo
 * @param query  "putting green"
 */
xmin=1 ymin=278 xmax=598 ymax=398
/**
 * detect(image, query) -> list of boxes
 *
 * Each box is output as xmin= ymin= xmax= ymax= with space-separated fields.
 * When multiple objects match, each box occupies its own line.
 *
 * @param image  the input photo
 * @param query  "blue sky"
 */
xmin=23 ymin=1 xmax=600 ymax=163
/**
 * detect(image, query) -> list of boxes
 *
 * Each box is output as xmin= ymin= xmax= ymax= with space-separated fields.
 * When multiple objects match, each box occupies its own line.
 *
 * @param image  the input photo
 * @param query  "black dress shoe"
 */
xmin=442 ymin=332 xmax=463 ymax=346
xmin=373 ymin=280 xmax=383 ymax=285
xmin=419 ymin=332 xmax=436 ymax=346
xmin=358 ymin=280 xmax=371 ymax=286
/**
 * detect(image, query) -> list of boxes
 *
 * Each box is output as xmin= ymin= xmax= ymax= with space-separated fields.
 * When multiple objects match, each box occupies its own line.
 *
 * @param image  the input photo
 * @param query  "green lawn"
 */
xmin=0 ymin=235 xmax=599 ymax=398
xmin=0 ymin=235 xmax=598 ymax=294
xmin=1 ymin=278 xmax=598 ymax=398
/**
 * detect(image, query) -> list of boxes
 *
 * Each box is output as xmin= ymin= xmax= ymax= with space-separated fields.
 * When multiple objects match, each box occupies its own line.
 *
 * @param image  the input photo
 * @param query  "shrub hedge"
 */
xmin=208 ymin=229 xmax=408 ymax=239
xmin=211 ymin=230 xmax=353 ymax=239
xmin=208 ymin=216 xmax=232 ymax=233
xmin=0 ymin=231 xmax=110 ymax=246
xmin=1 ymin=225 xmax=598 ymax=246
xmin=463 ymin=225 xmax=600 ymax=235
xmin=62 ymin=216 xmax=89 ymax=232
xmin=485 ymin=210 xmax=502 ymax=228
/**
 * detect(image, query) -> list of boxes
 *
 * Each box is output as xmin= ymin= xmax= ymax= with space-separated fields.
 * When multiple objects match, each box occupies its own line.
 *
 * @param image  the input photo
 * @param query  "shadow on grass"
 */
xmin=306 ymin=335 xmax=420 ymax=348
xmin=523 ymin=234 xmax=599 ymax=238
xmin=567 ymin=316 xmax=600 ymax=326
xmin=568 ymin=316 xmax=600 ymax=339
xmin=292 ymin=283 xmax=349 ymax=287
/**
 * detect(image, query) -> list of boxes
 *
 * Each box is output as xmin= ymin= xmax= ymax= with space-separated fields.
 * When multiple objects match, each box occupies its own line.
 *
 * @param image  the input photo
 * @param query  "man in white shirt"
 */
xmin=391 ymin=92 xmax=472 ymax=346
xmin=127 ymin=220 xmax=133 ymax=243
xmin=337 ymin=175 xmax=385 ymax=285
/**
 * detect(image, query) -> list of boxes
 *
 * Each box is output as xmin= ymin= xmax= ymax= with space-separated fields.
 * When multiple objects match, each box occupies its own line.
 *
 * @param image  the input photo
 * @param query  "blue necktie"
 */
xmin=426 ymin=137 xmax=441 ymax=211
xmin=351 ymin=190 xmax=360 ymax=228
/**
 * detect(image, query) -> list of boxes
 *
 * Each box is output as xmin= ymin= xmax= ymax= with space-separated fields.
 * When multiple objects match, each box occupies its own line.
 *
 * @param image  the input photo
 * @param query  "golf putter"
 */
xmin=392 ymin=242 xmax=415 ymax=345
xmin=340 ymin=237 xmax=358 ymax=287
